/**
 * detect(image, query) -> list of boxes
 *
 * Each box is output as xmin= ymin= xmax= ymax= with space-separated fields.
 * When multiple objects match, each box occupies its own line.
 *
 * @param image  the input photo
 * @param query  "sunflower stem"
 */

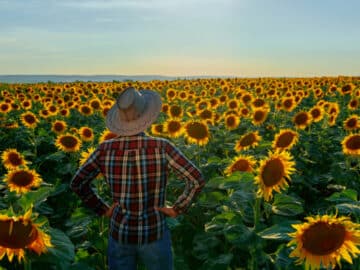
xmin=24 ymin=260 xmax=32 ymax=270
xmin=253 ymin=195 xmax=261 ymax=230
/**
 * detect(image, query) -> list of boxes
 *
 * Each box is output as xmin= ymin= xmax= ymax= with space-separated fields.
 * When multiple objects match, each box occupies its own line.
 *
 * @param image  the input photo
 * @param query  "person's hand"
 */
xmin=155 ymin=206 xmax=179 ymax=218
xmin=104 ymin=202 xmax=118 ymax=218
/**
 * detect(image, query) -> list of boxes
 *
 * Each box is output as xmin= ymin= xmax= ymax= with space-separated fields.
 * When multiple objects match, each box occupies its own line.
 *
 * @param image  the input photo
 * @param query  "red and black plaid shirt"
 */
xmin=70 ymin=133 xmax=205 ymax=244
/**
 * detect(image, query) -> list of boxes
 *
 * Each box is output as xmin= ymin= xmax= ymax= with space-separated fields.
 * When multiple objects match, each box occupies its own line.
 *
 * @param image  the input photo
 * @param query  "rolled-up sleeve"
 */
xmin=165 ymin=141 xmax=205 ymax=214
xmin=70 ymin=148 xmax=109 ymax=216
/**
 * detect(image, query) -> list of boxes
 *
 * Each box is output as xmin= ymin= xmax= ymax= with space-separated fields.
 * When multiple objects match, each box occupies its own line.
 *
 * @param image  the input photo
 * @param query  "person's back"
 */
xmin=70 ymin=87 xmax=205 ymax=270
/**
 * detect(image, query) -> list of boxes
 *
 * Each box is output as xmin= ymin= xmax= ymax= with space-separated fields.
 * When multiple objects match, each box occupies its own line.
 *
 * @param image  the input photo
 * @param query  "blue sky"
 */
xmin=0 ymin=0 xmax=359 ymax=77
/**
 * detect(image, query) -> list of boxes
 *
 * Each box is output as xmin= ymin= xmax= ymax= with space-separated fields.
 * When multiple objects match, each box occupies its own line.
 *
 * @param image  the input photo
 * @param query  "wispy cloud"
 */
xmin=58 ymin=0 xmax=177 ymax=9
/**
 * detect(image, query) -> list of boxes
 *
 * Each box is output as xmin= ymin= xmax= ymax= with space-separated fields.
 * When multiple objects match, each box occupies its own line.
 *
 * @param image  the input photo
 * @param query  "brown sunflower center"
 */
xmin=294 ymin=112 xmax=309 ymax=125
xmin=81 ymin=106 xmax=91 ymax=114
xmin=82 ymin=128 xmax=93 ymax=138
xmin=60 ymin=136 xmax=78 ymax=148
xmin=7 ymin=153 xmax=23 ymax=166
xmin=302 ymin=222 xmax=346 ymax=255
xmin=253 ymin=99 xmax=265 ymax=107
xmin=242 ymin=95 xmax=251 ymax=103
xmin=229 ymin=101 xmax=238 ymax=109
xmin=226 ymin=116 xmax=236 ymax=127
xmin=10 ymin=170 xmax=34 ymax=187
xmin=186 ymin=122 xmax=208 ymax=139
xmin=170 ymin=106 xmax=182 ymax=117
xmin=168 ymin=121 xmax=181 ymax=133
xmin=346 ymin=135 xmax=360 ymax=150
xmin=90 ymin=100 xmax=101 ymax=109
xmin=283 ymin=99 xmax=293 ymax=108
xmin=199 ymin=110 xmax=213 ymax=119
xmin=276 ymin=132 xmax=295 ymax=148
xmin=24 ymin=114 xmax=36 ymax=124
xmin=0 ymin=219 xmax=38 ymax=248
xmin=154 ymin=124 xmax=164 ymax=133
xmin=240 ymin=133 xmax=256 ymax=147
xmin=1 ymin=104 xmax=9 ymax=111
xmin=231 ymin=159 xmax=250 ymax=172
xmin=261 ymin=158 xmax=284 ymax=187
xmin=346 ymin=118 xmax=357 ymax=128
xmin=54 ymin=123 xmax=65 ymax=132
xmin=167 ymin=91 xmax=175 ymax=98
xmin=310 ymin=108 xmax=321 ymax=119
xmin=254 ymin=110 xmax=266 ymax=121
xmin=342 ymin=84 xmax=352 ymax=93
xmin=349 ymin=100 xmax=358 ymax=108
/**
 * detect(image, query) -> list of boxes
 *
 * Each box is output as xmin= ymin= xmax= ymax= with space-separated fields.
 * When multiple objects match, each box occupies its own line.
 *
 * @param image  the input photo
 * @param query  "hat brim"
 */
xmin=105 ymin=90 xmax=162 ymax=136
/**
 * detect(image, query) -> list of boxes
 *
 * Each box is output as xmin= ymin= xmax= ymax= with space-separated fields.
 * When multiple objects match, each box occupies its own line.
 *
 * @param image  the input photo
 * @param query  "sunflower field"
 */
xmin=0 ymin=77 xmax=360 ymax=270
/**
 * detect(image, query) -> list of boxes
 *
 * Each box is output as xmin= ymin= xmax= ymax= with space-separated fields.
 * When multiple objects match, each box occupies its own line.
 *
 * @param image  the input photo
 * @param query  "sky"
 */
xmin=0 ymin=0 xmax=359 ymax=77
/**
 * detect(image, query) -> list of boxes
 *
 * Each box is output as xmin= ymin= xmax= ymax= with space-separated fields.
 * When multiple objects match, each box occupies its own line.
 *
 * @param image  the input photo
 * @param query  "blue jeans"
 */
xmin=107 ymin=227 xmax=173 ymax=270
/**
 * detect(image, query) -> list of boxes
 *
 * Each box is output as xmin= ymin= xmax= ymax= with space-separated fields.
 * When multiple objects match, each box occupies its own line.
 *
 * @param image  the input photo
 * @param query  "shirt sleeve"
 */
xmin=70 ymin=148 xmax=109 ymax=216
xmin=165 ymin=140 xmax=205 ymax=214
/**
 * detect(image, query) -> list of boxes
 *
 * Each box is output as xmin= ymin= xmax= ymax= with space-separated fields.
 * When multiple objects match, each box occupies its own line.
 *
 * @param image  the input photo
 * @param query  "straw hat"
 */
xmin=106 ymin=87 xmax=162 ymax=136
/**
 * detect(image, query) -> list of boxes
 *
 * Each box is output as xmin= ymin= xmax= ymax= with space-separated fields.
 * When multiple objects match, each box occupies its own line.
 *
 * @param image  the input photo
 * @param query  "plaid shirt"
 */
xmin=70 ymin=133 xmax=205 ymax=244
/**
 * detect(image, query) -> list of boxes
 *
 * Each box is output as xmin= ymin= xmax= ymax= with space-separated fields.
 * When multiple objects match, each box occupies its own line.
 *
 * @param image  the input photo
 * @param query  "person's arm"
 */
xmin=163 ymin=141 xmax=205 ymax=215
xmin=70 ymin=148 xmax=110 ymax=216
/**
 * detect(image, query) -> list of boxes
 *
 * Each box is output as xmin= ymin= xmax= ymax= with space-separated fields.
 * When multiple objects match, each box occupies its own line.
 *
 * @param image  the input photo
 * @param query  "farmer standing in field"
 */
xmin=70 ymin=87 xmax=205 ymax=270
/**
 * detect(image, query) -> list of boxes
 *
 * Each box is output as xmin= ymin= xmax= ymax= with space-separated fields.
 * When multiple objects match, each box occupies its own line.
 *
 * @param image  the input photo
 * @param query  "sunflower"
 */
xmin=39 ymin=109 xmax=51 ymax=119
xmin=224 ymin=114 xmax=240 ymax=130
xmin=0 ymin=102 xmax=11 ymax=114
xmin=78 ymin=126 xmax=94 ymax=142
xmin=340 ymin=83 xmax=355 ymax=95
xmin=79 ymin=147 xmax=96 ymax=166
xmin=178 ymin=91 xmax=188 ymax=100
xmin=252 ymin=108 xmax=269 ymax=126
xmin=272 ymin=129 xmax=299 ymax=151
xmin=51 ymin=120 xmax=67 ymax=134
xmin=59 ymin=108 xmax=70 ymax=117
xmin=255 ymin=150 xmax=295 ymax=201
xmin=288 ymin=214 xmax=360 ymax=270
xmin=235 ymin=131 xmax=262 ymax=152
xmin=293 ymin=111 xmax=312 ymax=129
xmin=209 ymin=97 xmax=220 ymax=109
xmin=184 ymin=121 xmax=210 ymax=146
xmin=252 ymin=98 xmax=266 ymax=108
xmin=343 ymin=115 xmax=360 ymax=131
xmin=162 ymin=104 xmax=170 ymax=113
xmin=280 ymin=97 xmax=296 ymax=112
xmin=151 ymin=124 xmax=164 ymax=136
xmin=309 ymin=106 xmax=324 ymax=123
xmin=198 ymin=109 xmax=214 ymax=124
xmin=89 ymin=98 xmax=102 ymax=110
xmin=3 ymin=168 xmax=42 ymax=194
xmin=1 ymin=149 xmax=28 ymax=170
xmin=166 ymin=88 xmax=177 ymax=100
xmin=55 ymin=133 xmax=82 ymax=153
xmin=241 ymin=93 xmax=253 ymax=105
xmin=224 ymin=155 xmax=256 ymax=175
xmin=79 ymin=105 xmax=93 ymax=116
xmin=99 ymin=130 xmax=118 ymax=142
xmin=46 ymin=104 xmax=58 ymax=116
xmin=20 ymin=112 xmax=39 ymax=129
xmin=341 ymin=134 xmax=360 ymax=156
xmin=163 ymin=119 xmax=183 ymax=138
xmin=240 ymin=107 xmax=250 ymax=117
xmin=168 ymin=104 xmax=183 ymax=119
xmin=348 ymin=98 xmax=359 ymax=110
xmin=227 ymin=99 xmax=240 ymax=110
xmin=0 ymin=209 xmax=52 ymax=262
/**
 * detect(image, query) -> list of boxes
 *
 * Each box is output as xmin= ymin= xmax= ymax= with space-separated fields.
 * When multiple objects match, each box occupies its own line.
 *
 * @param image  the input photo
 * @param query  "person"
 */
xmin=70 ymin=87 xmax=205 ymax=270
